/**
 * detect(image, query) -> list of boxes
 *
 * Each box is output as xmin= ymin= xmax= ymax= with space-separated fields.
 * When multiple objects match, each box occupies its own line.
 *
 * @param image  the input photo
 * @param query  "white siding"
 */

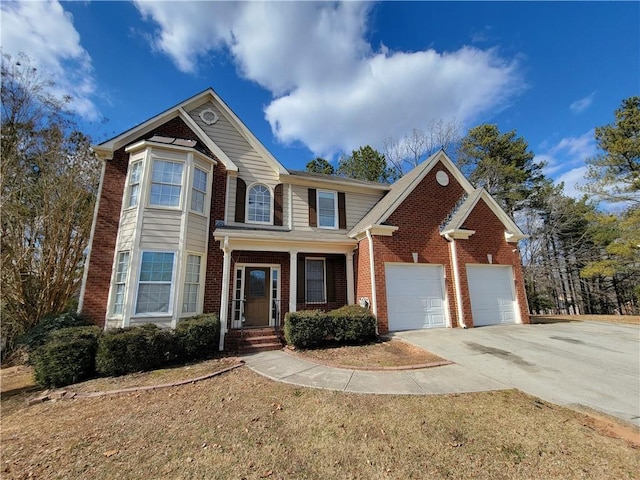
xmin=186 ymin=212 xmax=208 ymax=252
xmin=140 ymin=210 xmax=182 ymax=249
xmin=118 ymin=209 xmax=137 ymax=248
xmin=291 ymin=184 xmax=384 ymax=230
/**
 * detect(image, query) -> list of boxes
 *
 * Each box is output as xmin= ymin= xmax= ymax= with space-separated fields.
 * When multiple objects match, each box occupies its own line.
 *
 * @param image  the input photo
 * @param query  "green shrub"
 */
xmin=175 ymin=314 xmax=220 ymax=361
xmin=20 ymin=312 xmax=92 ymax=353
xmin=284 ymin=310 xmax=331 ymax=348
xmin=330 ymin=305 xmax=377 ymax=344
xmin=32 ymin=326 xmax=101 ymax=388
xmin=96 ymin=324 xmax=170 ymax=376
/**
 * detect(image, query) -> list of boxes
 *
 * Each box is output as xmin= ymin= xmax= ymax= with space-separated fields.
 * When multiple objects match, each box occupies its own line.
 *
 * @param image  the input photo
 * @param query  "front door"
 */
xmin=244 ymin=267 xmax=270 ymax=327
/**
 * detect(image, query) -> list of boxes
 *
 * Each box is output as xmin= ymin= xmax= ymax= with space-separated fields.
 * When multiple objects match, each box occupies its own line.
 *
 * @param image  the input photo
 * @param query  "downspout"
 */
xmin=219 ymin=236 xmax=232 ymax=351
xmin=445 ymin=234 xmax=467 ymax=328
xmin=366 ymin=228 xmax=379 ymax=335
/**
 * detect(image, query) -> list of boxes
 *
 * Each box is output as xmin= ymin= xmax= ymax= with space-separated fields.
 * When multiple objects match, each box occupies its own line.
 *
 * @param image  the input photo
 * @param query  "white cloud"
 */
xmin=135 ymin=1 xmax=524 ymax=157
xmin=535 ymin=131 xmax=598 ymax=198
xmin=1 ymin=1 xmax=98 ymax=119
xmin=569 ymin=92 xmax=595 ymax=114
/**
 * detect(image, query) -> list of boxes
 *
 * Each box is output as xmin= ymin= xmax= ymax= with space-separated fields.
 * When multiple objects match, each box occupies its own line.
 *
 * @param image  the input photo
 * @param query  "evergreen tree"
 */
xmin=337 ymin=145 xmax=398 ymax=183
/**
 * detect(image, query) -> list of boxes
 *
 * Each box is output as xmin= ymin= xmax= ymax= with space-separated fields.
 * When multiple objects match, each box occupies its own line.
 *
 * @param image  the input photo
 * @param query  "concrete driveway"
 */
xmin=394 ymin=321 xmax=640 ymax=426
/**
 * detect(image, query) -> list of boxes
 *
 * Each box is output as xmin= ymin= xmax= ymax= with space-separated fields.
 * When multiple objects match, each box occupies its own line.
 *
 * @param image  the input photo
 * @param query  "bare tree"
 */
xmin=383 ymin=119 xmax=461 ymax=175
xmin=1 ymin=53 xmax=101 ymax=356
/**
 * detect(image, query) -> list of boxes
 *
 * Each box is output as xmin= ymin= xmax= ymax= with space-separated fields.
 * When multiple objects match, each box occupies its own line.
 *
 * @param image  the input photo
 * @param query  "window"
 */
xmin=113 ymin=251 xmax=130 ymax=315
xmin=182 ymin=255 xmax=201 ymax=313
xmin=305 ymin=258 xmax=326 ymax=303
xmin=127 ymin=162 xmax=142 ymax=208
xmin=317 ymin=191 xmax=337 ymax=228
xmin=247 ymin=184 xmax=271 ymax=223
xmin=191 ymin=168 xmax=207 ymax=213
xmin=150 ymin=160 xmax=183 ymax=207
xmin=136 ymin=252 xmax=174 ymax=314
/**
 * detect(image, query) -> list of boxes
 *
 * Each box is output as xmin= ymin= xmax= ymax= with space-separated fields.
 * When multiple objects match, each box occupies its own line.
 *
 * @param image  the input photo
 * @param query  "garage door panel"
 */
xmin=466 ymin=265 xmax=517 ymax=327
xmin=385 ymin=264 xmax=447 ymax=331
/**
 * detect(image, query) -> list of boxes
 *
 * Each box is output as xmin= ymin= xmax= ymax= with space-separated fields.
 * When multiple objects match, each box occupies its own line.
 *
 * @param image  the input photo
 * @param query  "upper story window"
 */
xmin=112 ymin=251 xmax=130 ymax=315
xmin=127 ymin=162 xmax=143 ymax=208
xmin=247 ymin=184 xmax=271 ymax=223
xmin=317 ymin=190 xmax=338 ymax=229
xmin=191 ymin=167 xmax=207 ymax=214
xmin=150 ymin=160 xmax=183 ymax=207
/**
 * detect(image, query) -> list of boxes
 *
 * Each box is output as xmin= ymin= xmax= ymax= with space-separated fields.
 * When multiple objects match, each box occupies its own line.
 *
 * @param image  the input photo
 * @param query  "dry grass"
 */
xmin=2 ymin=366 xmax=639 ymax=479
xmin=292 ymin=338 xmax=446 ymax=369
xmin=531 ymin=315 xmax=640 ymax=325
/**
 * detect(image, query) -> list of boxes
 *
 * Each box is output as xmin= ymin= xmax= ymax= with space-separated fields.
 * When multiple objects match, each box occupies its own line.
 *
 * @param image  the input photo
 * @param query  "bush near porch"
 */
xmin=284 ymin=305 xmax=376 ymax=348
xmin=27 ymin=314 xmax=220 ymax=388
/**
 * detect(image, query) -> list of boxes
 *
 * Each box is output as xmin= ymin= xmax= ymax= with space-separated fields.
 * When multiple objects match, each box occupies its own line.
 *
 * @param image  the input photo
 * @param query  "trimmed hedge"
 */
xmin=175 ymin=314 xmax=220 ymax=361
xmin=20 ymin=312 xmax=92 ymax=354
xmin=96 ymin=315 xmax=220 ymax=377
xmin=330 ymin=305 xmax=377 ymax=343
xmin=32 ymin=326 xmax=101 ymax=388
xmin=284 ymin=310 xmax=331 ymax=348
xmin=285 ymin=305 xmax=376 ymax=348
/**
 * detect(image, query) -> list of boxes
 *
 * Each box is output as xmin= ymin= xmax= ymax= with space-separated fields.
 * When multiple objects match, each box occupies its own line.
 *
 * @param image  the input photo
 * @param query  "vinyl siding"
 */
xmin=140 ymin=210 xmax=182 ymax=249
xmin=185 ymin=212 xmax=208 ymax=252
xmin=118 ymin=209 xmax=137 ymax=248
xmin=291 ymin=184 xmax=383 ymax=230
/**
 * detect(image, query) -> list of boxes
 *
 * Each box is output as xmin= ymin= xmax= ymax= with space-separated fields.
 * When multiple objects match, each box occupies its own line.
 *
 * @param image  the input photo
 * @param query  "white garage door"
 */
xmin=385 ymin=264 xmax=447 ymax=331
xmin=466 ymin=265 xmax=517 ymax=327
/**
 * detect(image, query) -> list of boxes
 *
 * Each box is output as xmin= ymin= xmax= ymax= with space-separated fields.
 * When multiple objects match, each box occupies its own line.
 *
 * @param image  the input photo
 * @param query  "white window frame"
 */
xmin=190 ymin=167 xmax=208 ymax=214
xmin=305 ymin=257 xmax=327 ymax=304
xmin=148 ymin=159 xmax=184 ymax=209
xmin=232 ymin=264 xmax=281 ymax=328
xmin=134 ymin=251 xmax=176 ymax=316
xmin=126 ymin=161 xmax=143 ymax=209
xmin=182 ymin=254 xmax=202 ymax=314
xmin=317 ymin=190 xmax=338 ymax=229
xmin=112 ymin=251 xmax=130 ymax=316
xmin=246 ymin=183 xmax=273 ymax=225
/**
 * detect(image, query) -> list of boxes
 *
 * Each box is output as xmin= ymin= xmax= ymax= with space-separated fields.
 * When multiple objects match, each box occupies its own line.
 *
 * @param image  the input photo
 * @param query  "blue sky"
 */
xmin=2 ymin=1 xmax=638 ymax=199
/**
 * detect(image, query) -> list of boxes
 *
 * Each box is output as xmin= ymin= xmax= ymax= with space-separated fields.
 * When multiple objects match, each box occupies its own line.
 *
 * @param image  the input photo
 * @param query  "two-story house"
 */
xmin=79 ymin=88 xmax=529 ymax=351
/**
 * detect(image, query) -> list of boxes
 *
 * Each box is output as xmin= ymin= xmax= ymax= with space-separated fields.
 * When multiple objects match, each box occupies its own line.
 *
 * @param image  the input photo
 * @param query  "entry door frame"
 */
xmin=232 ymin=263 xmax=281 ymax=329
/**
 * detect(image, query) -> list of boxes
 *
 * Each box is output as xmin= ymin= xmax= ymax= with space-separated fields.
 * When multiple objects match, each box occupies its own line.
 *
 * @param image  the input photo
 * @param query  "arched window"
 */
xmin=247 ymin=184 xmax=271 ymax=223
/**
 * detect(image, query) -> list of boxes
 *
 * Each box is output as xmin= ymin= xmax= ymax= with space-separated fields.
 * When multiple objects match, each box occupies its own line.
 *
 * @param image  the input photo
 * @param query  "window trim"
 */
xmin=305 ymin=257 xmax=327 ymax=304
xmin=148 ymin=158 xmax=184 ymax=210
xmin=126 ymin=161 xmax=143 ymax=209
xmin=246 ymin=182 xmax=273 ymax=225
xmin=134 ymin=250 xmax=176 ymax=317
xmin=181 ymin=253 xmax=202 ymax=314
xmin=317 ymin=190 xmax=338 ymax=229
xmin=190 ymin=166 xmax=208 ymax=215
xmin=111 ymin=251 xmax=130 ymax=316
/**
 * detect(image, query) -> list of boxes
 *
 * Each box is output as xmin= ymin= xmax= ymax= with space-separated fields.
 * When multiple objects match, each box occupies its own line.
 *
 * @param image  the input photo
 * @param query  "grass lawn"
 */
xmin=2 ymin=364 xmax=638 ymax=479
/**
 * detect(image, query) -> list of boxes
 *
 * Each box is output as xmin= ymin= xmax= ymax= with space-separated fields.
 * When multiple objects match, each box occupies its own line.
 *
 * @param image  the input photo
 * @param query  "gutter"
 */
xmin=445 ymin=233 xmax=467 ymax=328
xmin=366 ymin=228 xmax=379 ymax=335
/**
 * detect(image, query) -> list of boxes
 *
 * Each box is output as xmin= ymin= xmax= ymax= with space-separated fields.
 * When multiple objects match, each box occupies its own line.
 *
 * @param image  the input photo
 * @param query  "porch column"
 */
xmin=346 ymin=252 xmax=355 ymax=305
xmin=289 ymin=249 xmax=298 ymax=314
xmin=219 ymin=237 xmax=232 ymax=351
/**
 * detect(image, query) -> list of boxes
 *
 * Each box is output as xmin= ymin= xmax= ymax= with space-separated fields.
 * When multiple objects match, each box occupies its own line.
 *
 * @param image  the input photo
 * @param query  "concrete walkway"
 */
xmin=242 ymin=350 xmax=507 ymax=395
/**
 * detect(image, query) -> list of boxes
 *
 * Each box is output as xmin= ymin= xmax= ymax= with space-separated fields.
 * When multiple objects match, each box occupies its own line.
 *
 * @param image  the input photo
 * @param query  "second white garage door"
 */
xmin=466 ymin=265 xmax=518 ymax=327
xmin=385 ymin=264 xmax=448 ymax=331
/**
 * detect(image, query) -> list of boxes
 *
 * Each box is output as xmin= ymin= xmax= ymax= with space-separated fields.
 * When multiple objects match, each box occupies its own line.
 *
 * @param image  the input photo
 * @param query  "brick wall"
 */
xmin=372 ymin=161 xmax=465 ymax=333
xmin=81 ymin=116 xmax=217 ymax=327
xmin=454 ymin=199 xmax=530 ymax=326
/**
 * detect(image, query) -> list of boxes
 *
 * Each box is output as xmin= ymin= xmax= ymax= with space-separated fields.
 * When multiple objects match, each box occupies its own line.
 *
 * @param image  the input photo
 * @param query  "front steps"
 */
xmin=225 ymin=327 xmax=284 ymax=354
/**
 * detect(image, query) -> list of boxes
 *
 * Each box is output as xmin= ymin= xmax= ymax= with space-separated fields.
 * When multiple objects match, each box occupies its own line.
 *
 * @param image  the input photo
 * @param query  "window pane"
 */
xmin=115 ymin=252 xmax=130 ymax=282
xmin=113 ymin=252 xmax=130 ymax=315
xmin=136 ymin=284 xmax=171 ymax=313
xmin=191 ymin=190 xmax=205 ymax=213
xmin=139 ymin=252 xmax=174 ymax=282
xmin=248 ymin=184 xmax=270 ymax=222
xmin=318 ymin=192 xmax=336 ymax=227
xmin=113 ymin=284 xmax=125 ymax=315
xmin=306 ymin=259 xmax=325 ymax=303
xmin=194 ymin=168 xmax=207 ymax=191
xmin=150 ymin=160 xmax=183 ymax=207
xmin=127 ymin=162 xmax=142 ymax=208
